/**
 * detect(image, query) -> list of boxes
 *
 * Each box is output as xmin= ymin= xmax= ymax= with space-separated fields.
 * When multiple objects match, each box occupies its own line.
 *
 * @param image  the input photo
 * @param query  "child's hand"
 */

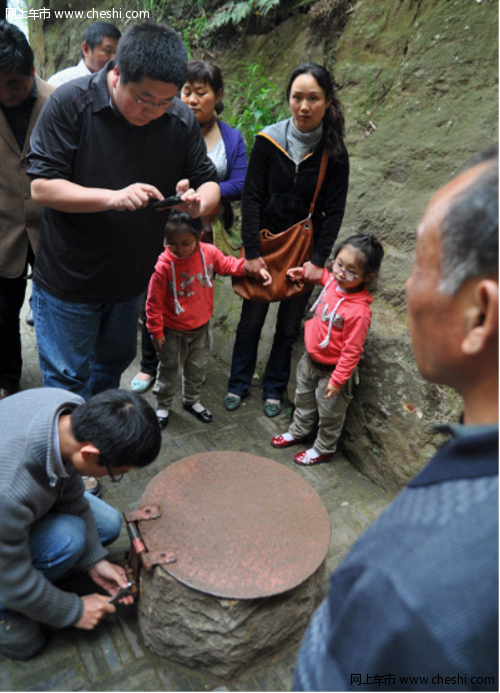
xmin=259 ymin=268 xmax=272 ymax=286
xmin=325 ymin=382 xmax=341 ymax=399
xmin=286 ymin=267 xmax=304 ymax=282
xmin=152 ymin=337 xmax=166 ymax=352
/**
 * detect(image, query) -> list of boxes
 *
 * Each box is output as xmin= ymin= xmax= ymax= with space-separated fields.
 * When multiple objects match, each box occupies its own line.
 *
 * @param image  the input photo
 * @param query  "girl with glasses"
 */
xmin=271 ymin=233 xmax=384 ymax=465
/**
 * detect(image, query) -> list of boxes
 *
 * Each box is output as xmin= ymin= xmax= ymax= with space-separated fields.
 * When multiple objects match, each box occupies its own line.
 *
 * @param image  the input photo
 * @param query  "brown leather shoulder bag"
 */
xmin=232 ymin=150 xmax=328 ymax=302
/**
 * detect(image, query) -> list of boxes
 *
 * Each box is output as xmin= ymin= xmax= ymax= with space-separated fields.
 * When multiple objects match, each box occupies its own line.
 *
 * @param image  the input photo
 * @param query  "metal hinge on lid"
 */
xmin=123 ymin=506 xmax=176 ymax=582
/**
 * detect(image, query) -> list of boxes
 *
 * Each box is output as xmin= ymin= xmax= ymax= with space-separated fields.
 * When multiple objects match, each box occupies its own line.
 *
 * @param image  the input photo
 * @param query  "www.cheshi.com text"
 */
xmin=6 ymin=8 xmax=150 ymax=21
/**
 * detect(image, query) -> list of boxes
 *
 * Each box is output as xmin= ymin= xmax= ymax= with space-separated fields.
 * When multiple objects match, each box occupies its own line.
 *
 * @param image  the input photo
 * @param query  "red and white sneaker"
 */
xmin=294 ymin=450 xmax=334 ymax=466
xmin=270 ymin=434 xmax=307 ymax=449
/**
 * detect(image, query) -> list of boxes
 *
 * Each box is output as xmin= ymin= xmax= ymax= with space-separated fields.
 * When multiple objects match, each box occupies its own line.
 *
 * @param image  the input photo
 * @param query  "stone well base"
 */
xmin=138 ymin=561 xmax=325 ymax=679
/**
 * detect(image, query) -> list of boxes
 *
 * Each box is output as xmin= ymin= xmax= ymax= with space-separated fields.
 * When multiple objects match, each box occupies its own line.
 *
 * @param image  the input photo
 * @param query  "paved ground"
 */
xmin=1 ymin=291 xmax=392 ymax=692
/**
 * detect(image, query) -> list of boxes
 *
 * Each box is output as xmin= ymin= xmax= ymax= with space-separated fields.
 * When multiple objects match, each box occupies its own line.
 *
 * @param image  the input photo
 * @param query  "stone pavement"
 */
xmin=1 ymin=291 xmax=392 ymax=692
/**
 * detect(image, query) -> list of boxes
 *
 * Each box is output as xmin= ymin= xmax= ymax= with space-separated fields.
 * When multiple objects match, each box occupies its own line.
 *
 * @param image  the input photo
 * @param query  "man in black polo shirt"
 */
xmin=27 ymin=22 xmax=219 ymax=400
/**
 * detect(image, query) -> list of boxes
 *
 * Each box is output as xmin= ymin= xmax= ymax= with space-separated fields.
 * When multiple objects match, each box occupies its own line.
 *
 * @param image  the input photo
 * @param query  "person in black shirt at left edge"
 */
xmin=27 ymin=21 xmax=219 ymax=401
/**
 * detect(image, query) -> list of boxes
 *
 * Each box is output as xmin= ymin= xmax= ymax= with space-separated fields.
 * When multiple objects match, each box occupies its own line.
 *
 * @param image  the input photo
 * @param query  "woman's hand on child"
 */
xmin=286 ymin=267 xmax=304 ymax=282
xmin=325 ymin=382 xmax=341 ymax=399
xmin=259 ymin=269 xmax=272 ymax=286
xmin=303 ymin=261 xmax=324 ymax=284
xmin=244 ymin=257 xmax=268 ymax=278
xmin=153 ymin=337 xmax=166 ymax=352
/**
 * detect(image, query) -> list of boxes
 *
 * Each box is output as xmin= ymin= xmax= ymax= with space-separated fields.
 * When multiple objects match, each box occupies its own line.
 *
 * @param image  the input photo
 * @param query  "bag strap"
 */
xmin=308 ymin=150 xmax=329 ymax=218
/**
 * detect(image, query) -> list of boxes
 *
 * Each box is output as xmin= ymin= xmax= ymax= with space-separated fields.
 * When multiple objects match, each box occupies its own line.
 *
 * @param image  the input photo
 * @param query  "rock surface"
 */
xmin=138 ymin=562 xmax=325 ymax=679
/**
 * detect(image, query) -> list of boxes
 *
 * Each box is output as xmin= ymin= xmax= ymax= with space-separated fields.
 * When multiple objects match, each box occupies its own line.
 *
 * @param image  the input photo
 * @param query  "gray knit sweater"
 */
xmin=0 ymin=388 xmax=108 ymax=627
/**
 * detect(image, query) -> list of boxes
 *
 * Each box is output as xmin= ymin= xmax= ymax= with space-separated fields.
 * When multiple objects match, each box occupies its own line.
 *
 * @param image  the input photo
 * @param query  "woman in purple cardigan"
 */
xmin=181 ymin=60 xmax=247 ymax=235
xmin=130 ymin=61 xmax=247 ymax=393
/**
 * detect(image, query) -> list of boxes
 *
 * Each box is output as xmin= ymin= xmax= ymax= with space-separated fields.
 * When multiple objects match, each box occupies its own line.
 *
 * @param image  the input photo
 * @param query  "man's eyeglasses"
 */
xmin=127 ymin=83 xmax=171 ymax=111
xmin=332 ymin=260 xmax=362 ymax=282
xmin=105 ymin=463 xmax=124 ymax=483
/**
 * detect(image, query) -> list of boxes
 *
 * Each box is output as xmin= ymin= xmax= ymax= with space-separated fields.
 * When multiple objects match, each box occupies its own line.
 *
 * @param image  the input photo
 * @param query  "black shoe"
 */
xmin=182 ymin=402 xmax=213 ymax=423
xmin=0 ymin=612 xmax=46 ymax=660
xmin=157 ymin=415 xmax=169 ymax=430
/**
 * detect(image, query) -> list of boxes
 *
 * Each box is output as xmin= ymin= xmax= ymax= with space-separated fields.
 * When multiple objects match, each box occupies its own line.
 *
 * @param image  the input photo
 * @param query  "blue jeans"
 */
xmin=228 ymin=291 xmax=312 ymax=401
xmin=32 ymin=284 xmax=144 ymax=400
xmin=0 ymin=493 xmax=122 ymax=615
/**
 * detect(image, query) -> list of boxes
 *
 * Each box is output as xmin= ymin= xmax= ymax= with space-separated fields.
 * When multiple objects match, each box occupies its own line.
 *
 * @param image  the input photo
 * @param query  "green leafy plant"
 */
xmin=133 ymin=0 xmax=208 ymax=49
xmin=206 ymin=1 xmax=253 ymax=32
xmin=132 ymin=0 xmax=311 ymax=46
xmin=183 ymin=2 xmax=210 ymax=56
xmin=281 ymin=393 xmax=295 ymax=420
xmin=206 ymin=0 xmax=279 ymax=34
xmin=205 ymin=0 xmax=308 ymax=36
xmin=141 ymin=0 xmax=171 ymax=22
xmin=357 ymin=73 xmax=373 ymax=128
xmin=224 ymin=61 xmax=287 ymax=152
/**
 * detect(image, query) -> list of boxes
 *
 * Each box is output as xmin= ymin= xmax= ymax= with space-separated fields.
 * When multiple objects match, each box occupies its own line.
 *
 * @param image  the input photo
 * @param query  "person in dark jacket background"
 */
xmin=224 ymin=62 xmax=349 ymax=417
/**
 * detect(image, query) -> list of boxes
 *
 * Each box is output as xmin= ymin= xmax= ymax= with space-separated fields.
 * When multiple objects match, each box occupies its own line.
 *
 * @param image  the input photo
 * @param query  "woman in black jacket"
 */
xmin=224 ymin=62 xmax=349 ymax=416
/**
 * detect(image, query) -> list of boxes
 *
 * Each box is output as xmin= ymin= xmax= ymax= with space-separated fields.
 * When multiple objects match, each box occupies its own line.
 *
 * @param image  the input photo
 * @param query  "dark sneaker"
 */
xmin=0 ymin=611 xmax=46 ymax=660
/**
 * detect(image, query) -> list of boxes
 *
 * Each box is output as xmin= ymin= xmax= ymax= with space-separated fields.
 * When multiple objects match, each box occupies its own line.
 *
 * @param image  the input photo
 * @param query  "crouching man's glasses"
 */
xmin=105 ymin=463 xmax=124 ymax=483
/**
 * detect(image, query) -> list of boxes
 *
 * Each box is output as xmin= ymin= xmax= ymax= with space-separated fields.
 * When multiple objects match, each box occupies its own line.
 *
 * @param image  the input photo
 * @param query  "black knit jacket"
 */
xmin=241 ymin=118 xmax=349 ymax=267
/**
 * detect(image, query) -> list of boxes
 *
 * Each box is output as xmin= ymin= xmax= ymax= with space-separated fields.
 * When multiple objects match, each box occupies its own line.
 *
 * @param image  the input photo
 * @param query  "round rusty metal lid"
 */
xmin=138 ymin=452 xmax=331 ymax=599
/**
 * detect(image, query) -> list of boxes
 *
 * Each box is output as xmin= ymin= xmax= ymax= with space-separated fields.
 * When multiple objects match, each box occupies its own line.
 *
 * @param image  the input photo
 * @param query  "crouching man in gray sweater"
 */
xmin=0 ymin=387 xmax=161 ymax=660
